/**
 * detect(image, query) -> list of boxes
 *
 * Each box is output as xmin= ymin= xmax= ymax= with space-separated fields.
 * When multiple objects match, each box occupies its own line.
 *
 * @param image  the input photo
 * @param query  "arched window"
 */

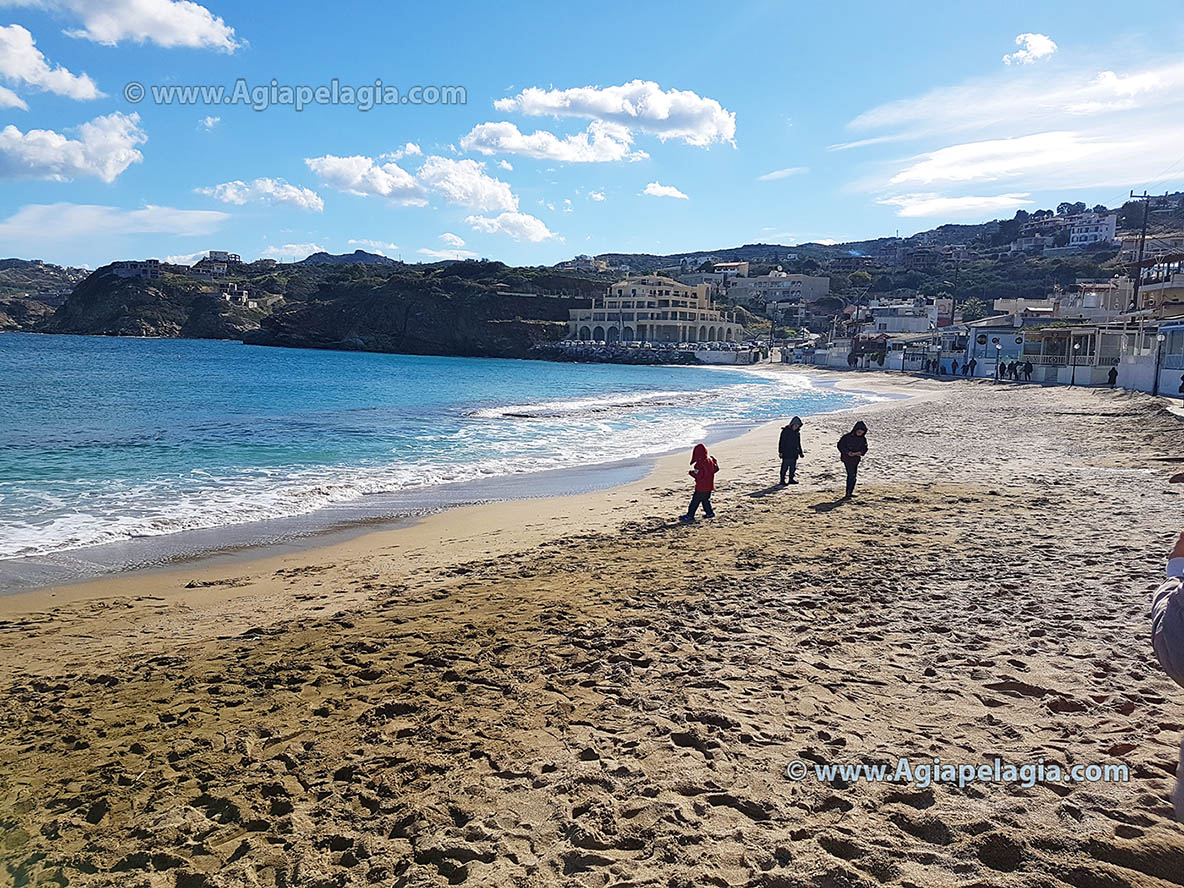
xmin=593 ymin=325 xmax=605 ymax=341
xmin=579 ymin=326 xmax=591 ymax=340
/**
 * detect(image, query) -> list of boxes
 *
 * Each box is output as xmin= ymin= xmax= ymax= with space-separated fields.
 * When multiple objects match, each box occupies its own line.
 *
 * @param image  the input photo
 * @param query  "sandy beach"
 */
xmin=3 ymin=369 xmax=1184 ymax=887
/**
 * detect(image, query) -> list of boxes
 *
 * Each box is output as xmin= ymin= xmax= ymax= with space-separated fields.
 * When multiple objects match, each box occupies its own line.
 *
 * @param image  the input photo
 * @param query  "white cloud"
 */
xmin=877 ymin=192 xmax=1034 ymax=218
xmin=162 ymin=250 xmax=206 ymax=266
xmin=418 ymin=246 xmax=478 ymax=260
xmin=307 ymin=152 xmax=518 ymax=213
xmin=589 ymin=190 xmax=605 ymax=201
xmin=0 ymin=202 xmax=227 ymax=241
xmin=0 ymin=112 xmax=145 ymax=182
xmin=844 ymin=51 xmax=1184 ymax=205
xmin=494 ymin=80 xmax=736 ymax=147
xmin=0 ymin=84 xmax=26 ymax=110
xmin=439 ymin=232 xmax=465 ymax=247
xmin=1003 ymin=33 xmax=1057 ymax=66
xmin=305 ymin=154 xmax=427 ymax=205
xmin=348 ymin=238 xmax=399 ymax=253
xmin=643 ymin=181 xmax=688 ymax=200
xmin=417 ymin=156 xmax=516 ymax=211
xmin=261 ymin=242 xmax=325 ymax=260
xmin=888 ymin=131 xmax=1110 ymax=186
xmin=497 ymin=159 xmax=512 ymax=171
xmin=197 ymin=177 xmax=324 ymax=211
xmin=1092 ymin=69 xmax=1161 ymax=96
xmin=0 ymin=24 xmax=102 ymax=102
xmin=843 ymin=59 xmax=1184 ymax=147
xmin=1 ymin=0 xmax=240 ymax=51
xmin=198 ymin=115 xmax=219 ymax=130
xmin=757 ymin=166 xmax=808 ymax=181
xmin=563 ymin=198 xmax=573 ymax=213
xmin=460 ymin=120 xmax=646 ymax=163
xmin=464 ymin=211 xmax=555 ymax=242
xmin=381 ymin=142 xmax=421 ymax=160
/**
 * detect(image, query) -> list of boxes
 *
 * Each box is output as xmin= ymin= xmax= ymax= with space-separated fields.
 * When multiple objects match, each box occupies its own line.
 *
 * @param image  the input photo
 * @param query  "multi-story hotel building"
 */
xmin=568 ymin=275 xmax=744 ymax=344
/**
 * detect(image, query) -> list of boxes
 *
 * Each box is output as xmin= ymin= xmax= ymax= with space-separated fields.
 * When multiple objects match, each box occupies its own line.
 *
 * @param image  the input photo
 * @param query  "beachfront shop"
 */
xmin=966 ymin=325 xmax=1027 ymax=377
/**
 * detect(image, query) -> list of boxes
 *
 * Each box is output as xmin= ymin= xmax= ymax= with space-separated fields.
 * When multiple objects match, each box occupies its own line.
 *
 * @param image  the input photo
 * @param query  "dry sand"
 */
xmin=3 ymin=370 xmax=1184 ymax=888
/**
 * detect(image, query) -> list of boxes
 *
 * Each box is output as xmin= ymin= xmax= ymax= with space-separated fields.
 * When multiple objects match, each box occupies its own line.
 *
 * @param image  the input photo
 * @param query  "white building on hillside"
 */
xmin=1069 ymin=214 xmax=1117 ymax=248
xmin=726 ymin=270 xmax=829 ymax=304
xmin=568 ymin=275 xmax=744 ymax=344
xmin=109 ymin=259 xmax=162 ymax=279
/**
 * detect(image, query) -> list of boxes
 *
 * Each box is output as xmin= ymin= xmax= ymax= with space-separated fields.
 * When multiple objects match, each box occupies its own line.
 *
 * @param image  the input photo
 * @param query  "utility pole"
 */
xmin=1129 ymin=190 xmax=1152 ymax=312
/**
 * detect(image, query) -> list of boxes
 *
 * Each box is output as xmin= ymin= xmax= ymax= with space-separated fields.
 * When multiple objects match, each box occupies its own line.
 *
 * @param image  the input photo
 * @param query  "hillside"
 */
xmin=297 ymin=249 xmax=401 ymax=266
xmin=0 ymin=258 xmax=89 ymax=308
xmin=245 ymin=272 xmax=587 ymax=358
xmin=49 ymin=270 xmax=268 ymax=339
xmin=28 ymin=260 xmax=599 ymax=358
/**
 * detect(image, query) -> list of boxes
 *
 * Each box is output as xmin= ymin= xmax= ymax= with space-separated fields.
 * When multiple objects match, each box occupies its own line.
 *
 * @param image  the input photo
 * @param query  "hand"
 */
xmin=1172 ymin=531 xmax=1184 ymax=561
xmin=1171 ymin=473 xmax=1184 ymax=484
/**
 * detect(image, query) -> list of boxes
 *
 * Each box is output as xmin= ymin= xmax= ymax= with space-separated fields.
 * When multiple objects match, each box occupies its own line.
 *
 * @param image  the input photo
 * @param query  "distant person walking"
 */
xmin=1108 ymin=366 xmax=1118 ymax=388
xmin=961 ymin=361 xmax=969 ymax=377
xmin=679 ymin=443 xmax=718 ymax=523
xmin=968 ymin=358 xmax=977 ymax=377
xmin=951 ymin=359 xmax=959 ymax=376
xmin=1024 ymin=360 xmax=1033 ymax=382
xmin=837 ymin=421 xmax=869 ymax=499
xmin=778 ymin=417 xmax=805 ymax=485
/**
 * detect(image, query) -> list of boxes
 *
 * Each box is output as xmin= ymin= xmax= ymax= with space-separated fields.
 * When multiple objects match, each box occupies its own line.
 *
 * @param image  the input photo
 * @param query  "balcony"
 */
xmin=1020 ymin=354 xmax=1120 ymax=366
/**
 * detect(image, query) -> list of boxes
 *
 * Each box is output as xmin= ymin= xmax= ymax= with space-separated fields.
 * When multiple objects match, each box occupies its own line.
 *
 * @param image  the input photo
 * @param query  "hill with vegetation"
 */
xmin=25 ymin=260 xmax=599 ymax=359
xmin=0 ymin=258 xmax=89 ymax=305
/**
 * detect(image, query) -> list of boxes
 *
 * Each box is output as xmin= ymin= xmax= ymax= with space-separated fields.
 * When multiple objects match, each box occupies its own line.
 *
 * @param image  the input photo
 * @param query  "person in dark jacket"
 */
xmin=1108 ymin=366 xmax=1118 ymax=388
xmin=1024 ymin=360 xmax=1034 ymax=382
xmin=778 ymin=416 xmax=805 ymax=485
xmin=836 ymin=421 xmax=868 ymax=499
xmin=679 ymin=443 xmax=718 ymax=522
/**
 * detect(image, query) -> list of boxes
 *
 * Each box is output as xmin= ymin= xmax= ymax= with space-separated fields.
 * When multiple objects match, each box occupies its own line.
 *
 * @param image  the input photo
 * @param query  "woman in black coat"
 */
xmin=836 ymin=421 xmax=868 ymax=499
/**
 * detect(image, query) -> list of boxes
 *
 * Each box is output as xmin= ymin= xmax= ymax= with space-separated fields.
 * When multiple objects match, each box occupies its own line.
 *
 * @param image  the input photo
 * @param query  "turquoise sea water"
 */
xmin=0 ymin=333 xmax=867 ymax=561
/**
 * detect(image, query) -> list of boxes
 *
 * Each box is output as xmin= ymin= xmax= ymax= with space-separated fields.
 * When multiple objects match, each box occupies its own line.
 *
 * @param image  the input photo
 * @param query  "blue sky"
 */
xmin=2 ymin=0 xmax=1183 ymax=268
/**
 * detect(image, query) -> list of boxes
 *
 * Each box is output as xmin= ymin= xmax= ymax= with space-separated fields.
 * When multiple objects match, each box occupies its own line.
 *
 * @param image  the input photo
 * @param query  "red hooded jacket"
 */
xmin=689 ymin=443 xmax=719 ymax=492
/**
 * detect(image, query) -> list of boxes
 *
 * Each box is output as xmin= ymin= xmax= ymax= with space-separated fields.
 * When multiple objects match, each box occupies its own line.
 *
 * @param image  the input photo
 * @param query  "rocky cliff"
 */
xmin=244 ymin=274 xmax=587 ymax=358
xmin=49 ymin=270 xmax=265 ymax=339
xmin=0 ymin=297 xmax=54 ymax=331
xmin=31 ymin=260 xmax=599 ymax=357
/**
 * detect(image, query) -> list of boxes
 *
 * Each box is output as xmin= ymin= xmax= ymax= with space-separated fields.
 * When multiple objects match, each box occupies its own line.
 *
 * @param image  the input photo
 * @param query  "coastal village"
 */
xmin=6 ymin=194 xmax=1184 ymax=391
xmin=551 ymin=199 xmax=1184 ymax=394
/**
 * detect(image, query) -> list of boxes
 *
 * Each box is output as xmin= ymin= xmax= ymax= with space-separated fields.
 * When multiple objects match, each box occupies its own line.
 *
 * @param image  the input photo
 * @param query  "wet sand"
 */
xmin=3 ymin=370 xmax=1184 ymax=887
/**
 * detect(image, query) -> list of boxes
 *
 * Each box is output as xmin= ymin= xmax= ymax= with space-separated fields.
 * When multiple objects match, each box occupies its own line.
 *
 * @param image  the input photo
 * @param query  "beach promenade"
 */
xmin=3 ymin=372 xmax=1184 ymax=887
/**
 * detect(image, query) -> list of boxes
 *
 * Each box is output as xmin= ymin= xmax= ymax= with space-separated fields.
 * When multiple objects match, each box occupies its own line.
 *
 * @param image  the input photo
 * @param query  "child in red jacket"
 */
xmin=679 ymin=443 xmax=718 ymax=523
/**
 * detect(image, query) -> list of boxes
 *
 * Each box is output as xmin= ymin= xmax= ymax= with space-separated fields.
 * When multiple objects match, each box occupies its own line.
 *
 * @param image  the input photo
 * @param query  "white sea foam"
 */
xmin=0 ymin=369 xmax=862 ymax=561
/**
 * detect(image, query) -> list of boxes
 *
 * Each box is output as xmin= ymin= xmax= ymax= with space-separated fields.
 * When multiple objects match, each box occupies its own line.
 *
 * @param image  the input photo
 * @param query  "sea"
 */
xmin=0 ymin=333 xmax=873 ymax=587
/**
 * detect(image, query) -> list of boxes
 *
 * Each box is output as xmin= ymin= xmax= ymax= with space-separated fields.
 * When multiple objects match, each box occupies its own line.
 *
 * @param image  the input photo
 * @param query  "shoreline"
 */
xmin=0 ymin=364 xmax=903 ymax=610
